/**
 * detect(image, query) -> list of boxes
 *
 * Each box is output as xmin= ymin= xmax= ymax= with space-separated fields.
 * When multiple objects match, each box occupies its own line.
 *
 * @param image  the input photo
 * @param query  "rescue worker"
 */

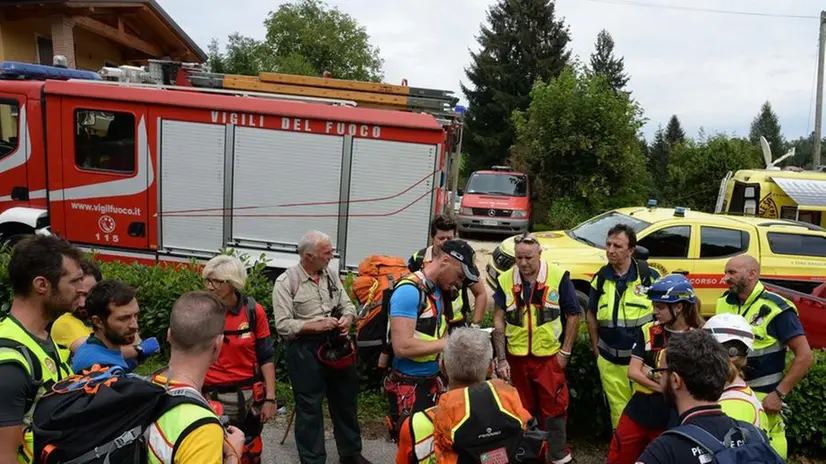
xmin=202 ymin=255 xmax=276 ymax=464
xmin=386 ymin=240 xmax=478 ymax=442
xmin=585 ymin=224 xmax=660 ymax=430
xmin=432 ymin=328 xmax=533 ymax=463
xmin=50 ymin=259 xmax=101 ymax=352
xmin=636 ymin=330 xmax=780 ymax=464
xmin=0 ymin=235 xmax=81 ymax=463
xmin=150 ymin=291 xmax=246 ymax=464
xmin=608 ymin=274 xmax=704 ymax=464
xmin=716 ymin=254 xmax=813 ymax=459
xmin=71 ymin=280 xmax=160 ymax=372
xmin=272 ymin=230 xmax=370 ymax=464
xmin=703 ymin=313 xmax=769 ymax=430
xmin=492 ymin=232 xmax=580 ymax=464
xmin=408 ymin=215 xmax=489 ymax=329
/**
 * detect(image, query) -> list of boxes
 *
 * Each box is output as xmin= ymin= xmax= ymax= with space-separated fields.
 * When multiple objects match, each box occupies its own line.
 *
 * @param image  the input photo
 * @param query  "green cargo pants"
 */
xmin=285 ymin=338 xmax=363 ymax=464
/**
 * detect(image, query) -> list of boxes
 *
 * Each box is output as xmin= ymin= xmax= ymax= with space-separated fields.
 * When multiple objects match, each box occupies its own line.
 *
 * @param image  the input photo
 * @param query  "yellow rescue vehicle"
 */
xmin=715 ymin=136 xmax=826 ymax=227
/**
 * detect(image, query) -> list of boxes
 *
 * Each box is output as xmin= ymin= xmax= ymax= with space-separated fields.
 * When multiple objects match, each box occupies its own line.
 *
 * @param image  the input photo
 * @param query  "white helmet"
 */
xmin=704 ymin=314 xmax=755 ymax=353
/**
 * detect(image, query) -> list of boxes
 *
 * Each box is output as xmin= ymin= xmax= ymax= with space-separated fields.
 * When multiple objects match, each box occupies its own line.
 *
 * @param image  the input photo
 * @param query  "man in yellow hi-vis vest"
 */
xmin=149 ymin=291 xmax=245 ymax=464
xmin=0 ymin=236 xmax=83 ymax=463
xmin=585 ymin=224 xmax=660 ymax=431
xmin=716 ymin=254 xmax=813 ymax=460
xmin=492 ymin=233 xmax=581 ymax=464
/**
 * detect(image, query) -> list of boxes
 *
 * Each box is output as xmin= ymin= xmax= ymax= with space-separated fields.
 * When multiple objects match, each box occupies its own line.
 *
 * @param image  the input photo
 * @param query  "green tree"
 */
xmin=665 ymin=115 xmax=685 ymax=147
xmin=749 ymin=101 xmax=784 ymax=159
xmin=462 ymin=0 xmax=571 ymax=174
xmin=648 ymin=127 xmax=670 ymax=199
xmin=667 ymin=134 xmax=763 ymax=212
xmin=207 ymin=0 xmax=383 ymax=80
xmin=587 ymin=29 xmax=629 ymax=93
xmin=510 ymin=67 xmax=647 ymax=228
xmin=263 ymin=0 xmax=383 ymax=81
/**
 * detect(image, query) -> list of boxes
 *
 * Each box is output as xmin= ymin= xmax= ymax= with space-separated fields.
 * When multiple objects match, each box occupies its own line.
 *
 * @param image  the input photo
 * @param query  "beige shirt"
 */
xmin=272 ymin=264 xmax=356 ymax=340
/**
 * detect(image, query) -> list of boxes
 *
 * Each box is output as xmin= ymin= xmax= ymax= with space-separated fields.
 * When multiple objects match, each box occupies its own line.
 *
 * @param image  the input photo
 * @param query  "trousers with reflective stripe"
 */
xmin=148 ymin=398 xmax=220 ymax=464
xmin=715 ymin=282 xmax=797 ymax=393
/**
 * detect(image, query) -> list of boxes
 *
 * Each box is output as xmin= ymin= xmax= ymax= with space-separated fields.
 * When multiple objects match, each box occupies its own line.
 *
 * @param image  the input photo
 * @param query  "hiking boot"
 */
xmin=340 ymin=454 xmax=372 ymax=464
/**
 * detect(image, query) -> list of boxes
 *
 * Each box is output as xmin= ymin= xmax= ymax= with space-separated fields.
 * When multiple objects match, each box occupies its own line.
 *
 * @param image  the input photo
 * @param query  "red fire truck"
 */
xmin=0 ymin=61 xmax=463 ymax=272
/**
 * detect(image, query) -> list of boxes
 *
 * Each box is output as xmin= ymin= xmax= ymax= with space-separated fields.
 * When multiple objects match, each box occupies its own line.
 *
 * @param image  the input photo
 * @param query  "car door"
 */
xmin=53 ymin=99 xmax=150 ymax=250
xmin=693 ymin=224 xmax=754 ymax=314
xmin=637 ymin=223 xmax=695 ymax=281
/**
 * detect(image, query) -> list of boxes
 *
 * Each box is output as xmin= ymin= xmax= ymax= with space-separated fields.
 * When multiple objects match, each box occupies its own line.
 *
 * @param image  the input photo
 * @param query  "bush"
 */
xmin=785 ymin=350 xmax=826 ymax=458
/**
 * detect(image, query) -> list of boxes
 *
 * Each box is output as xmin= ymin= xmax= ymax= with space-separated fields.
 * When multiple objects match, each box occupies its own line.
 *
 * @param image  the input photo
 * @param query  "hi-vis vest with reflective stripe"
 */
xmin=715 ymin=281 xmax=797 ymax=391
xmin=0 ymin=316 xmax=72 ymax=464
xmin=592 ymin=263 xmax=653 ymax=361
xmin=413 ymin=247 xmax=466 ymax=325
xmin=394 ymin=272 xmax=447 ymax=363
xmin=497 ymin=261 xmax=565 ymax=357
xmin=409 ymin=406 xmax=437 ymax=463
xmin=633 ymin=321 xmax=670 ymax=394
xmin=719 ymin=382 xmax=768 ymax=430
xmin=147 ymin=386 xmax=220 ymax=464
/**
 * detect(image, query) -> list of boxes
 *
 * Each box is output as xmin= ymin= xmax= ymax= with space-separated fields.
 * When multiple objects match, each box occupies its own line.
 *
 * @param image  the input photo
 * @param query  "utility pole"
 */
xmin=814 ymin=11 xmax=826 ymax=168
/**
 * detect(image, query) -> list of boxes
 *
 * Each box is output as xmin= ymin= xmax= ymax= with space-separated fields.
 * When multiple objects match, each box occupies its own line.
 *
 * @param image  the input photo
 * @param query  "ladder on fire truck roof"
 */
xmin=95 ymin=59 xmax=463 ymax=122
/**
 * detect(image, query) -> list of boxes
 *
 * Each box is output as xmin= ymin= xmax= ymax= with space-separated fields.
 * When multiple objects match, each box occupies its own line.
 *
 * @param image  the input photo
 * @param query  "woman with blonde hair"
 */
xmin=201 ymin=254 xmax=277 ymax=464
xmin=704 ymin=313 xmax=769 ymax=430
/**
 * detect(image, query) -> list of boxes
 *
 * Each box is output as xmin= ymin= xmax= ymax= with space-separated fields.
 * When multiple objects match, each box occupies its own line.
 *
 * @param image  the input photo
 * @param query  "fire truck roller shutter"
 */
xmin=231 ymin=128 xmax=345 ymax=250
xmin=344 ymin=139 xmax=438 ymax=268
xmin=160 ymin=120 xmax=227 ymax=253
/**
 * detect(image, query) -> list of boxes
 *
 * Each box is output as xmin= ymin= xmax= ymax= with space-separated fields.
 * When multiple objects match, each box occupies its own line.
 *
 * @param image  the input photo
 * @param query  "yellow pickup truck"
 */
xmin=485 ymin=205 xmax=826 ymax=316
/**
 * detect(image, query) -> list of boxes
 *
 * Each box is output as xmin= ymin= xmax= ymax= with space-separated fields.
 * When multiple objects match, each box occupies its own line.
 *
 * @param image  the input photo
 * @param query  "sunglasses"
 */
xmin=514 ymin=233 xmax=539 ymax=244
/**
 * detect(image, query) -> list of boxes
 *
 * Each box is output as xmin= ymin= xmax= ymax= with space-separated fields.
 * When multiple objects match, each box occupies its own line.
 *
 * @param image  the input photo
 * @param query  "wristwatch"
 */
xmin=774 ymin=388 xmax=787 ymax=400
xmin=264 ymin=398 xmax=276 ymax=404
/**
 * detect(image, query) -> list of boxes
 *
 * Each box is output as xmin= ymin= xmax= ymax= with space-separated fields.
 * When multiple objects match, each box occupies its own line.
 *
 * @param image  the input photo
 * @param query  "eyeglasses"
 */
xmin=647 ymin=367 xmax=669 ymax=380
xmin=204 ymin=277 xmax=228 ymax=287
xmin=514 ymin=233 xmax=539 ymax=244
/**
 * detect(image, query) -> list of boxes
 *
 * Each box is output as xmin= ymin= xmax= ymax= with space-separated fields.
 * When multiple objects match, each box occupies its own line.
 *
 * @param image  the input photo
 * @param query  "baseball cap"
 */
xmin=441 ymin=239 xmax=480 ymax=283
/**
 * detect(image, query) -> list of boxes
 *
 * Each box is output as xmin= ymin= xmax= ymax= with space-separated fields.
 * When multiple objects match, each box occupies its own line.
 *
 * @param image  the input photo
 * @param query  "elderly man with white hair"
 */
xmin=272 ymin=230 xmax=370 ymax=464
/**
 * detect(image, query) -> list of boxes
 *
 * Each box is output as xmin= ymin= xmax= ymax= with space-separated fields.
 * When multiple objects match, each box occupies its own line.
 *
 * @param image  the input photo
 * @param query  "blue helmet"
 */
xmin=646 ymin=274 xmax=696 ymax=304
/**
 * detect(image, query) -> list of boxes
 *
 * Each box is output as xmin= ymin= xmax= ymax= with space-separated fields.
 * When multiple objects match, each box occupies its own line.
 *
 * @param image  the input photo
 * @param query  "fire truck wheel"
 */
xmin=0 ymin=232 xmax=29 ymax=249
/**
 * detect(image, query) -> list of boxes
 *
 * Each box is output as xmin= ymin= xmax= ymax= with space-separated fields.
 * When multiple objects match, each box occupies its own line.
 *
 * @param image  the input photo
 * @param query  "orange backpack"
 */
xmin=353 ymin=255 xmax=411 ymax=366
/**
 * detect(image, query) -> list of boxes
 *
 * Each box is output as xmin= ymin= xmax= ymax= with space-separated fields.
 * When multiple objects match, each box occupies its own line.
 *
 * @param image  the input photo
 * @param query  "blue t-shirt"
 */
xmin=389 ymin=283 xmax=443 ymax=377
xmin=72 ymin=336 xmax=136 ymax=373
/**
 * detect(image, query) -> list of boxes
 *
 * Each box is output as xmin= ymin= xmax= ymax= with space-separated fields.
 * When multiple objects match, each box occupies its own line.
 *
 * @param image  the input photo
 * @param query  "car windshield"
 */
xmin=465 ymin=173 xmax=527 ymax=197
xmin=568 ymin=212 xmax=651 ymax=248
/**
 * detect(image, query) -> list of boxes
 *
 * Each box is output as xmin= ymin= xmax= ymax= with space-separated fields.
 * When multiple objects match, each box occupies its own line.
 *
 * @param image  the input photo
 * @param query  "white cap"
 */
xmin=704 ymin=314 xmax=755 ymax=353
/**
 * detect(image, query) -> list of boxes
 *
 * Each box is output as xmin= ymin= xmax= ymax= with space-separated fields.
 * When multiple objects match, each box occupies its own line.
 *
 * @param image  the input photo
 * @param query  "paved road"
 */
xmin=261 ymin=412 xmax=397 ymax=463
xmin=262 ymin=237 xmax=502 ymax=463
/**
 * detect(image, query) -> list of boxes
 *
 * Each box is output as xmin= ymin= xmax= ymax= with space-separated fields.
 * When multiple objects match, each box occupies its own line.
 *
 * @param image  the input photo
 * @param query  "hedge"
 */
xmin=0 ymin=246 xmax=824 ymax=457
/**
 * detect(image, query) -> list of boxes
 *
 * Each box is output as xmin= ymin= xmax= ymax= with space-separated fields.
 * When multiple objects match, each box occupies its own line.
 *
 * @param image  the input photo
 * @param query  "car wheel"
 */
xmin=575 ymin=290 xmax=589 ymax=313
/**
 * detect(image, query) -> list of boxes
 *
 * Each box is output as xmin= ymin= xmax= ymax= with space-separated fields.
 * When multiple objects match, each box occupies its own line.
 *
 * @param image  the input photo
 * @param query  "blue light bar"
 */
xmin=674 ymin=207 xmax=686 ymax=217
xmin=647 ymin=199 xmax=657 ymax=208
xmin=0 ymin=61 xmax=101 ymax=81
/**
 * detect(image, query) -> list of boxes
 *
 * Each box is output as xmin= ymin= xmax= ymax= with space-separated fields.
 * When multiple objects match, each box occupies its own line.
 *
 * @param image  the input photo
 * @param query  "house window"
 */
xmin=75 ymin=109 xmax=136 ymax=174
xmin=36 ymin=35 xmax=54 ymax=65
xmin=0 ymin=101 xmax=20 ymax=159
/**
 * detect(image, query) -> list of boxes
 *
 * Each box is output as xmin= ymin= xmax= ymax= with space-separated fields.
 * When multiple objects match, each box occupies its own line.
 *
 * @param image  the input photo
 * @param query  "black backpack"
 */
xmin=32 ymin=364 xmax=221 ymax=464
xmin=451 ymin=382 xmax=537 ymax=463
